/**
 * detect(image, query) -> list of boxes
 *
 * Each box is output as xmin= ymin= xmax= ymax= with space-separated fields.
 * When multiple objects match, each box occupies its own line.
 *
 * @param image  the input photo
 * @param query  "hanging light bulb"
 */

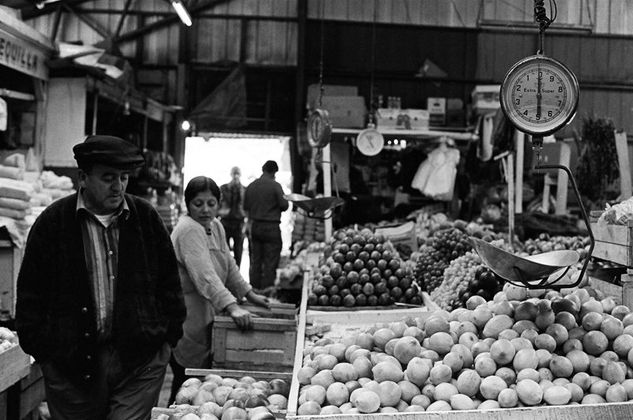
xmin=171 ymin=0 xmax=193 ymax=26
xmin=181 ymin=120 xmax=191 ymax=131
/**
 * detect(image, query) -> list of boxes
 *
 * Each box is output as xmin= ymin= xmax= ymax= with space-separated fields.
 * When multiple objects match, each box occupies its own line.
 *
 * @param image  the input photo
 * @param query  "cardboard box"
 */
xmin=321 ymin=96 xmax=367 ymax=128
xmin=376 ymin=108 xmax=429 ymax=130
xmin=472 ymin=85 xmax=501 ymax=114
xmin=306 ymin=84 xmax=358 ymax=110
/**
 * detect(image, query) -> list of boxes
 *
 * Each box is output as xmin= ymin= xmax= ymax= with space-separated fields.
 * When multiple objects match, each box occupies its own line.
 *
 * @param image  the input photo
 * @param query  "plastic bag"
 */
xmin=411 ymin=142 xmax=460 ymax=201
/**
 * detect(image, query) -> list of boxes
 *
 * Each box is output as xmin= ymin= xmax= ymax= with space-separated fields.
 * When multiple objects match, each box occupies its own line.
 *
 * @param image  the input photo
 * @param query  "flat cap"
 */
xmin=73 ymin=135 xmax=145 ymax=169
xmin=262 ymin=160 xmax=279 ymax=173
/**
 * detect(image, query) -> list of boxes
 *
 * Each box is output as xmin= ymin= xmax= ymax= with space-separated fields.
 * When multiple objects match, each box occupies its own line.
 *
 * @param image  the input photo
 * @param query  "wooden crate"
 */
xmin=211 ymin=302 xmax=297 ymax=372
xmin=0 ymin=345 xmax=30 ymax=393
xmin=7 ymin=363 xmax=45 ymax=420
xmin=151 ymin=368 xmax=291 ymax=420
xmin=590 ymin=211 xmax=633 ymax=267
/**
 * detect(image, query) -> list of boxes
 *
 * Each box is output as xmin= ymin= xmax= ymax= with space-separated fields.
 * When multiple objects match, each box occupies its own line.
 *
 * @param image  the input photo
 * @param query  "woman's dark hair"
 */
xmin=184 ymin=176 xmax=221 ymax=209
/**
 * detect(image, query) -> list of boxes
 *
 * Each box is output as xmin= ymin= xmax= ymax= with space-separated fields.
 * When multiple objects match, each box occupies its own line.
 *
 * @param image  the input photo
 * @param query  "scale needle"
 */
xmin=536 ymin=66 xmax=542 ymax=120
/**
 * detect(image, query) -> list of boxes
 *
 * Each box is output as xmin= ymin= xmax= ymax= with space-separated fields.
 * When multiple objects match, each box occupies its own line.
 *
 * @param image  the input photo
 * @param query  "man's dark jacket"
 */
xmin=15 ymin=193 xmax=186 ymax=387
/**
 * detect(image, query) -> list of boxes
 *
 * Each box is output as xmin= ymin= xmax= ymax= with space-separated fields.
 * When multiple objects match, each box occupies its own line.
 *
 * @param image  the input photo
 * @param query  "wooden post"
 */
xmin=615 ymin=130 xmax=631 ymax=200
xmin=623 ymin=269 xmax=633 ymax=310
xmin=515 ymin=130 xmax=524 ymax=214
xmin=323 ymin=144 xmax=332 ymax=241
xmin=508 ymin=153 xmax=515 ymax=245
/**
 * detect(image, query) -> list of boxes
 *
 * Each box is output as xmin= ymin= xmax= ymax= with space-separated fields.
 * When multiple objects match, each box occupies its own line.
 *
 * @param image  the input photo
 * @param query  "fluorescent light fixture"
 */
xmin=171 ymin=0 xmax=192 ymax=27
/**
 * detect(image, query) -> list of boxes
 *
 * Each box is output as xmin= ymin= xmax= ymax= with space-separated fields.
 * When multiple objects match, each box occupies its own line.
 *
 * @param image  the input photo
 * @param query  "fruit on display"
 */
xmin=430 ymin=251 xmax=499 ymax=311
xmin=295 ymin=283 xmax=633 ymax=415
xmin=308 ymin=227 xmax=424 ymax=307
xmin=520 ymin=234 xmax=591 ymax=259
xmin=0 ymin=327 xmax=18 ymax=353
xmin=161 ymin=373 xmax=290 ymax=419
xmin=414 ymin=227 xmax=474 ymax=294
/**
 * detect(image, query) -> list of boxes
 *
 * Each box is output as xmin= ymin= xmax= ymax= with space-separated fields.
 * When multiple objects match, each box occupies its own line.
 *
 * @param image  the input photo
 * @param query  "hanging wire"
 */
xmin=318 ymin=0 xmax=325 ymax=108
xmin=534 ymin=0 xmax=557 ymax=54
xmin=368 ymin=0 xmax=378 ymax=123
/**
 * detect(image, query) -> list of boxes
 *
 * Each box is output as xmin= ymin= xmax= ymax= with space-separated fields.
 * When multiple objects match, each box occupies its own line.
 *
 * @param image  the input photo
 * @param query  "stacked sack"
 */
xmin=0 ymin=154 xmax=34 ymax=221
xmin=0 ymin=153 xmax=35 ymax=246
xmin=291 ymin=211 xmax=325 ymax=244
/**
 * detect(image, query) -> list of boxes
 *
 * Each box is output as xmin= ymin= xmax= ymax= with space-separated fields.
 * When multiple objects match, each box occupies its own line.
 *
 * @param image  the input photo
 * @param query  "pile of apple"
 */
xmin=0 ymin=327 xmax=18 ymax=353
xmin=295 ymin=282 xmax=633 ymax=415
xmin=161 ymin=373 xmax=290 ymax=420
xmin=307 ymin=227 xmax=424 ymax=307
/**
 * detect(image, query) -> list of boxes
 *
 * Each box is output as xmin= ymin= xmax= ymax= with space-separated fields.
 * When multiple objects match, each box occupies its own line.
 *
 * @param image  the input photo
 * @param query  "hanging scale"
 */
xmin=472 ymin=0 xmax=595 ymax=290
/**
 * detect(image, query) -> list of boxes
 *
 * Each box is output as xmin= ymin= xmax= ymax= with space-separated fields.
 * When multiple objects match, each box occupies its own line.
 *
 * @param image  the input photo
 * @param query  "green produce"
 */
xmin=430 ymin=251 xmax=484 ymax=311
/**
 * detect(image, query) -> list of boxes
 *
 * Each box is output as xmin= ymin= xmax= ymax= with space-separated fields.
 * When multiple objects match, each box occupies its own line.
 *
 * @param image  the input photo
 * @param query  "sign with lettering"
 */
xmin=0 ymin=28 xmax=48 ymax=80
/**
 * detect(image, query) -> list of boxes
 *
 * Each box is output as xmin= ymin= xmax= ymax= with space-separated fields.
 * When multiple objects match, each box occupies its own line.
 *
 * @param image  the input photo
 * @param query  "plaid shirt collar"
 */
xmin=76 ymin=189 xmax=130 ymax=222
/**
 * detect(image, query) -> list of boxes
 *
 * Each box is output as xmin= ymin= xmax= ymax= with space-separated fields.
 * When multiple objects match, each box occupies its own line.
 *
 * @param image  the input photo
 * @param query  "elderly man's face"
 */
xmin=79 ymin=164 xmax=130 ymax=215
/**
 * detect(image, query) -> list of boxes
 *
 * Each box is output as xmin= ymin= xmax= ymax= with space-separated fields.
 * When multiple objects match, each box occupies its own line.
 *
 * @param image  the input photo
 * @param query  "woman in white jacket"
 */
xmin=168 ymin=176 xmax=269 ymax=403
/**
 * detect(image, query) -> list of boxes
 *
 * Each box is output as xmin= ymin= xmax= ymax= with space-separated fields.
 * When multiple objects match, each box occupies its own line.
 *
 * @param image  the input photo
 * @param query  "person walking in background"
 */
xmin=219 ymin=166 xmax=246 ymax=267
xmin=169 ymin=176 xmax=269 ymax=404
xmin=244 ymin=160 xmax=289 ymax=291
xmin=15 ymin=135 xmax=186 ymax=420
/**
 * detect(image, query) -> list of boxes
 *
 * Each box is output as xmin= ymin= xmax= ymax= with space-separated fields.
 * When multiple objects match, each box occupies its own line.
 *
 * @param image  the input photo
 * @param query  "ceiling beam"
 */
xmin=62 ymin=2 xmax=111 ymax=39
xmin=114 ymin=0 xmax=135 ymax=39
xmin=22 ymin=0 xmax=92 ymax=20
xmin=114 ymin=0 xmax=232 ymax=44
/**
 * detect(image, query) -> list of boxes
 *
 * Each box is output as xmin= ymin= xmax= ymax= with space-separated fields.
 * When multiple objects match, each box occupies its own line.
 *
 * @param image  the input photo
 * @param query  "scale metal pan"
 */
xmin=284 ymin=194 xmax=344 ymax=215
xmin=469 ymin=237 xmax=580 ymax=284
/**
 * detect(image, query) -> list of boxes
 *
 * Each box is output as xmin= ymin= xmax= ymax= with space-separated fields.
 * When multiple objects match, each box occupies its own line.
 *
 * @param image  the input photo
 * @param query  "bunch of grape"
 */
xmin=430 ymin=251 xmax=483 ymax=311
xmin=414 ymin=228 xmax=473 ymax=293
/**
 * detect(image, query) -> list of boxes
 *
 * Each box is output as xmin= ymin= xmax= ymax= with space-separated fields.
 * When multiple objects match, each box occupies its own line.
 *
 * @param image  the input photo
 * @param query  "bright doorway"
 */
xmin=182 ymin=133 xmax=294 ymax=283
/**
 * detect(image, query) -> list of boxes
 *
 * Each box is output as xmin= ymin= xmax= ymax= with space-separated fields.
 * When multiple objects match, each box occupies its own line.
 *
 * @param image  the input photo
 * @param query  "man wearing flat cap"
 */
xmin=16 ymin=135 xmax=186 ymax=420
xmin=244 ymin=160 xmax=289 ymax=291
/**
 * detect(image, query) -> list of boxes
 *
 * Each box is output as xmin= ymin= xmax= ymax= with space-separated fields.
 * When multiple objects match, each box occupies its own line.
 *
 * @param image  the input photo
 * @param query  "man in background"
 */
xmin=244 ymin=160 xmax=289 ymax=291
xmin=219 ymin=166 xmax=246 ymax=267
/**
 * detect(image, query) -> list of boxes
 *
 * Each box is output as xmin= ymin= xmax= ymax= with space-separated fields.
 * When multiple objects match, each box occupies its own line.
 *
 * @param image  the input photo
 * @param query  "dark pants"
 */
xmin=249 ymin=221 xmax=282 ymax=290
xmin=167 ymin=355 xmax=187 ymax=406
xmin=221 ymin=218 xmax=245 ymax=267
xmin=41 ymin=343 xmax=170 ymax=420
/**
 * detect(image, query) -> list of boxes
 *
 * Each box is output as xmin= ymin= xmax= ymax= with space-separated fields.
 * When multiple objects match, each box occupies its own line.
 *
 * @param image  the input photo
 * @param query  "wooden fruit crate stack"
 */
xmin=589 ymin=211 xmax=633 ymax=308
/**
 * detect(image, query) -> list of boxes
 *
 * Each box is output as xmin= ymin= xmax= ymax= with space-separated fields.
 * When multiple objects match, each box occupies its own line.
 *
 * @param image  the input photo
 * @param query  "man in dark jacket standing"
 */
xmin=243 ymin=160 xmax=289 ymax=291
xmin=15 ymin=135 xmax=186 ymax=420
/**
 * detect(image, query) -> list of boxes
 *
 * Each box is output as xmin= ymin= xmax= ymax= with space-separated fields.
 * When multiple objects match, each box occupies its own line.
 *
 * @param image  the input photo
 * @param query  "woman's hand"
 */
xmin=246 ymin=290 xmax=270 ymax=309
xmin=226 ymin=303 xmax=252 ymax=330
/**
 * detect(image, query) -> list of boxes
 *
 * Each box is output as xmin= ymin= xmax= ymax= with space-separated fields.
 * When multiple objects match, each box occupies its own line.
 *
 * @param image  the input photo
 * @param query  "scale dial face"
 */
xmin=501 ymin=55 xmax=579 ymax=136
xmin=307 ymin=109 xmax=332 ymax=148
xmin=356 ymin=128 xmax=384 ymax=156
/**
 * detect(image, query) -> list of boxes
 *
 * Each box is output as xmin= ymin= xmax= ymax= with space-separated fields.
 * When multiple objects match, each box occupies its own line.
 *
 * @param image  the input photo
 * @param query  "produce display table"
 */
xmin=286 ymin=271 xmax=633 ymax=419
xmin=589 ymin=211 xmax=633 ymax=308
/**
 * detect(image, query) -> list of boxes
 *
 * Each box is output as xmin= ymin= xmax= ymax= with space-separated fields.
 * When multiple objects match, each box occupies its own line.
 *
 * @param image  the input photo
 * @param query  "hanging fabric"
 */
xmin=410 ymin=139 xmax=460 ymax=201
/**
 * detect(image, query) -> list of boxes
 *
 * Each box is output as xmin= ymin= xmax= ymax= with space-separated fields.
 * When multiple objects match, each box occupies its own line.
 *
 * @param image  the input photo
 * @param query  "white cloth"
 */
xmin=411 ymin=143 xmax=460 ymax=201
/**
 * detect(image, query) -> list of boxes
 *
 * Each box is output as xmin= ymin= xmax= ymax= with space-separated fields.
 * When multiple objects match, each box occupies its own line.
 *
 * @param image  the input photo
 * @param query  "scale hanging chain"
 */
xmin=317 ymin=0 xmax=325 ymax=108
xmin=534 ymin=0 xmax=557 ymax=54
